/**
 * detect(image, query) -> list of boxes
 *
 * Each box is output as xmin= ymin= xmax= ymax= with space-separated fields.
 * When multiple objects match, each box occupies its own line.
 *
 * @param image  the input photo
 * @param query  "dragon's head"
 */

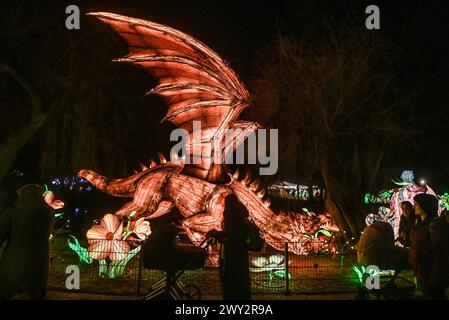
xmin=229 ymin=170 xmax=339 ymax=255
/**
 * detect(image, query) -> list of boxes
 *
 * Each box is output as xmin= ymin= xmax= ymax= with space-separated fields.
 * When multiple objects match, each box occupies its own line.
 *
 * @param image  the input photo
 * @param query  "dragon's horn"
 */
xmin=257 ymin=189 xmax=266 ymax=198
xmin=158 ymin=152 xmax=167 ymax=164
xmin=149 ymin=159 xmax=156 ymax=168
xmin=139 ymin=163 xmax=148 ymax=171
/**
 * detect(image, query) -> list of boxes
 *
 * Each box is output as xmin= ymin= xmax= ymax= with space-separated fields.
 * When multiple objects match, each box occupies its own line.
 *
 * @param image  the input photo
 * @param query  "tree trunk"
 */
xmin=323 ymin=184 xmax=364 ymax=240
xmin=0 ymin=64 xmax=45 ymax=182
xmin=0 ymin=112 xmax=46 ymax=181
xmin=321 ymin=158 xmax=365 ymax=240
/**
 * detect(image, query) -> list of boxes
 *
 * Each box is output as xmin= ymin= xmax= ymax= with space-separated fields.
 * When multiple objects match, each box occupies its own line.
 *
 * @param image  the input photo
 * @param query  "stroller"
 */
xmin=355 ymin=221 xmax=415 ymax=300
xmin=142 ymin=224 xmax=208 ymax=300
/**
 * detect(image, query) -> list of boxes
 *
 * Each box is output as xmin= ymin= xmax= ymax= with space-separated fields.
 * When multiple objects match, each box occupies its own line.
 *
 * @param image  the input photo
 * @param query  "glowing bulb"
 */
xmin=420 ymin=179 xmax=426 ymax=185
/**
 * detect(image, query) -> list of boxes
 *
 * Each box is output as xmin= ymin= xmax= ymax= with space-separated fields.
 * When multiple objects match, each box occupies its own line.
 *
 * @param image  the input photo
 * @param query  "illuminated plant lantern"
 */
xmin=399 ymin=170 xmax=414 ymax=184
xmin=78 ymin=12 xmax=339 ymax=264
xmin=365 ymin=170 xmax=438 ymax=239
xmin=389 ymin=184 xmax=437 ymax=239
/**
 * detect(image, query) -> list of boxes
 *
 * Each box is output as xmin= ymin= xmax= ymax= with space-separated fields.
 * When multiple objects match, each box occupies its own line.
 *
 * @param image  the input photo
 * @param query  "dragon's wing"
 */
xmin=89 ymin=12 xmax=256 ymax=183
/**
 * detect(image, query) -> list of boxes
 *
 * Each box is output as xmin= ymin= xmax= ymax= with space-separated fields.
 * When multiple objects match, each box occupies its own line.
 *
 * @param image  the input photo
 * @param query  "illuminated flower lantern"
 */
xmin=43 ymin=185 xmax=65 ymax=210
xmin=71 ymin=213 xmax=151 ymax=278
xmin=86 ymin=214 xmax=130 ymax=261
xmin=74 ymin=12 xmax=339 ymax=269
xmin=130 ymin=217 xmax=152 ymax=240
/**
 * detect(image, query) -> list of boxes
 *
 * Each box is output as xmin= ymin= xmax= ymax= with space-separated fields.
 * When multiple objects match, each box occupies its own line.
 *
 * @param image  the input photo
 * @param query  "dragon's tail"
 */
xmin=78 ymin=169 xmax=109 ymax=191
xmin=78 ymin=169 xmax=145 ymax=197
xmin=78 ymin=156 xmax=179 ymax=197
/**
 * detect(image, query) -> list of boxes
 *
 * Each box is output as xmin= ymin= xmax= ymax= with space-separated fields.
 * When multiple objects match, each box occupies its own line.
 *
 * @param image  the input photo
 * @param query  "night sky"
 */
xmin=2 ymin=0 xmax=449 ymax=191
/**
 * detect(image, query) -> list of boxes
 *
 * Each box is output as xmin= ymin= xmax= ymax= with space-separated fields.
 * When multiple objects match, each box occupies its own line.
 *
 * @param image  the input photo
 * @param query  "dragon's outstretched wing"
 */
xmin=89 ymin=12 xmax=256 ymax=183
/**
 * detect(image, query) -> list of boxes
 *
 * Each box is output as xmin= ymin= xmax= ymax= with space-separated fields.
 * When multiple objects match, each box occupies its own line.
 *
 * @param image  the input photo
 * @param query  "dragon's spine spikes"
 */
xmin=149 ymin=159 xmax=156 ymax=168
xmin=257 ymin=189 xmax=266 ymax=198
xmin=158 ymin=152 xmax=167 ymax=164
xmin=232 ymin=168 xmax=240 ymax=180
xmin=139 ymin=163 xmax=148 ymax=171
xmin=242 ymin=171 xmax=252 ymax=186
xmin=170 ymin=149 xmax=182 ymax=164
xmin=249 ymin=179 xmax=261 ymax=192
xmin=263 ymin=199 xmax=271 ymax=208
xmin=132 ymin=169 xmax=138 ymax=174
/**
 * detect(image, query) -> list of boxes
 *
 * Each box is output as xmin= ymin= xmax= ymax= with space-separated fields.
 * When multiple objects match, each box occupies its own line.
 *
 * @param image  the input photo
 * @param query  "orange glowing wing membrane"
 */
xmin=88 ymin=12 xmax=253 ymax=182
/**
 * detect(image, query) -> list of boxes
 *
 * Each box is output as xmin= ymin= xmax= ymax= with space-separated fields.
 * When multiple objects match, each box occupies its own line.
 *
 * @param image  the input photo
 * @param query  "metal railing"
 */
xmin=46 ymin=235 xmax=366 ymax=297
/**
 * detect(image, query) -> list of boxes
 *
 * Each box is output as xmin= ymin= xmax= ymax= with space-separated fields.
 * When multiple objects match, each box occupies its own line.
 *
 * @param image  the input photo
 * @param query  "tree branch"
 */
xmin=0 ymin=63 xmax=42 ymax=113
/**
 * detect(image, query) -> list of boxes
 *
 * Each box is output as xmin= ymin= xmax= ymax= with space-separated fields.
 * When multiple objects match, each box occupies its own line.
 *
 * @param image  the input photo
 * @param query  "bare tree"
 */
xmin=0 ymin=0 xmax=49 ymax=180
xmin=35 ymin=26 xmax=140 ymax=177
xmin=251 ymin=25 xmax=416 ymax=238
xmin=0 ymin=1 xmax=148 ymax=180
xmin=0 ymin=63 xmax=45 ymax=180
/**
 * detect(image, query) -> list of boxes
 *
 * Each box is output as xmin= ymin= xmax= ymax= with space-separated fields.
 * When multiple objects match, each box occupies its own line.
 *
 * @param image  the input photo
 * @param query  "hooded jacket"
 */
xmin=0 ymin=188 xmax=54 ymax=296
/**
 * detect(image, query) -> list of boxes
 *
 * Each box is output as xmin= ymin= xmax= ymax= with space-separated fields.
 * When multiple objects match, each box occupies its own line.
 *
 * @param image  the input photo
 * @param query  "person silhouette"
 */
xmin=0 ymin=183 xmax=54 ymax=299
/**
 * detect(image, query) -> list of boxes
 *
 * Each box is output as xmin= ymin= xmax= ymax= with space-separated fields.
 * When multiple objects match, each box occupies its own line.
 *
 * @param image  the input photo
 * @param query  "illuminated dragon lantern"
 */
xmin=79 ymin=12 xmax=338 ymax=262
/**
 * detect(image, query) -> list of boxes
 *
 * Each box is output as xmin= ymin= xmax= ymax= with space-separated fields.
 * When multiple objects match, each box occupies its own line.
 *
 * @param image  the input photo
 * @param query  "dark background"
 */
xmin=1 ymin=0 xmax=449 ymax=191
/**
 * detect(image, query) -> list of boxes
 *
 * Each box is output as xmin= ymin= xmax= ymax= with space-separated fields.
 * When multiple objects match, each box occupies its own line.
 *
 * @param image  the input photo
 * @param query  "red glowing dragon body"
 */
xmin=79 ymin=12 xmax=338 ymax=256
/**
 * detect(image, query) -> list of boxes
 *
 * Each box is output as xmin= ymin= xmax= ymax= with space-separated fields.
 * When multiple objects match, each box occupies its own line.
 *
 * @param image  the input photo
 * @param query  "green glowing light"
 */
xmin=440 ymin=193 xmax=449 ymax=210
xmin=352 ymin=265 xmax=394 ymax=285
xmin=352 ymin=265 xmax=365 ymax=284
xmin=364 ymin=189 xmax=395 ymax=204
xmin=269 ymin=270 xmax=292 ymax=281
xmin=314 ymin=229 xmax=333 ymax=238
xmin=107 ymin=246 xmax=141 ymax=278
xmin=99 ymin=260 xmax=108 ymax=277
xmin=68 ymin=235 xmax=93 ymax=264
xmin=42 ymin=184 xmax=53 ymax=197
xmin=364 ymin=193 xmax=371 ymax=204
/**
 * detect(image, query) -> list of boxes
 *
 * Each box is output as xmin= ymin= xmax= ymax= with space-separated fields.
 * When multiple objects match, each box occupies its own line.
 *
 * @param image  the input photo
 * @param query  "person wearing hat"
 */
xmin=410 ymin=193 xmax=449 ymax=299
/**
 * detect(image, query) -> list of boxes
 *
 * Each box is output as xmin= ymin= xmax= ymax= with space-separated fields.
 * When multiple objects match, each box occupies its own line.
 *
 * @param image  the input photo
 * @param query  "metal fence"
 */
xmin=47 ymin=234 xmax=370 ymax=298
